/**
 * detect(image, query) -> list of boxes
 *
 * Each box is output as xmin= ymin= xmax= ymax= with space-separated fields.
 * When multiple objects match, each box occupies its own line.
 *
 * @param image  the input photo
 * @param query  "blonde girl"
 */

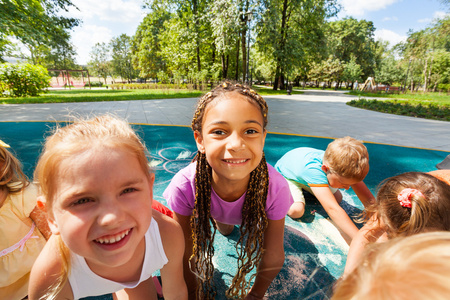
xmin=164 ymin=82 xmax=293 ymax=299
xmin=0 ymin=140 xmax=50 ymax=299
xmin=344 ymin=171 xmax=450 ymax=277
xmin=333 ymin=231 xmax=450 ymax=300
xmin=28 ymin=115 xmax=187 ymax=300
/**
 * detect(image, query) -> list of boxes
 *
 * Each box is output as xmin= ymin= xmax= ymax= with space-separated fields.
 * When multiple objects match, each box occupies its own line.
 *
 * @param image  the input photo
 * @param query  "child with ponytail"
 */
xmin=343 ymin=171 xmax=450 ymax=277
xmin=164 ymin=82 xmax=293 ymax=299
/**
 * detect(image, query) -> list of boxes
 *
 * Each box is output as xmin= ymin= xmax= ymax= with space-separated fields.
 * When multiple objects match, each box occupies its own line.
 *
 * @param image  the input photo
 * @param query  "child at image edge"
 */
xmin=343 ymin=171 xmax=450 ymax=277
xmin=163 ymin=82 xmax=294 ymax=300
xmin=333 ymin=231 xmax=450 ymax=300
xmin=0 ymin=140 xmax=50 ymax=299
xmin=28 ymin=115 xmax=187 ymax=300
xmin=275 ymin=137 xmax=375 ymax=244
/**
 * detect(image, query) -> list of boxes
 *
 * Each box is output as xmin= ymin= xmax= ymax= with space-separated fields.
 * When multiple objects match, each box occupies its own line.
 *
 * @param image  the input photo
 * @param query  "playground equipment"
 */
xmin=48 ymin=69 xmax=91 ymax=89
xmin=359 ymin=77 xmax=376 ymax=91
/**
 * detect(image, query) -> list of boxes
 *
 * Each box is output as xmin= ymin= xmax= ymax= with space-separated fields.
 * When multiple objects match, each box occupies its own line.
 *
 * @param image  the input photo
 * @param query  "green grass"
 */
xmin=347 ymin=98 xmax=450 ymax=121
xmin=0 ymin=86 xmax=299 ymax=104
xmin=0 ymin=88 xmax=205 ymax=104
xmin=347 ymin=90 xmax=450 ymax=105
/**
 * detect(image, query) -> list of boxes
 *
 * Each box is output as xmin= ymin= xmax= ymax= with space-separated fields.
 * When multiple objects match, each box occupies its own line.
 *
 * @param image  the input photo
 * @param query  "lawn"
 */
xmin=347 ymin=90 xmax=450 ymax=105
xmin=346 ymin=90 xmax=450 ymax=122
xmin=0 ymin=88 xmax=204 ymax=104
xmin=0 ymin=86 xmax=300 ymax=104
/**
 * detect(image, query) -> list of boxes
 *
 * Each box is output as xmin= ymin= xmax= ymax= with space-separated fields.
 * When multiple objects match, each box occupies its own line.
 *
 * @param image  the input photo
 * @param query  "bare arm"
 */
xmin=28 ymin=235 xmax=73 ymax=300
xmin=343 ymin=217 xmax=386 ymax=277
xmin=351 ymin=181 xmax=375 ymax=208
xmin=311 ymin=186 xmax=359 ymax=244
xmin=173 ymin=212 xmax=197 ymax=300
xmin=246 ymin=218 xmax=286 ymax=299
xmin=156 ymin=211 xmax=188 ymax=300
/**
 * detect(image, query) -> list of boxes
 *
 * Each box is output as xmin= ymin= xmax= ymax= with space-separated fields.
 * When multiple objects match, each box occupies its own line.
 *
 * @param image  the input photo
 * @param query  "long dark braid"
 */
xmin=191 ymin=151 xmax=217 ymax=299
xmin=228 ymin=155 xmax=268 ymax=298
xmin=191 ymin=81 xmax=269 ymax=299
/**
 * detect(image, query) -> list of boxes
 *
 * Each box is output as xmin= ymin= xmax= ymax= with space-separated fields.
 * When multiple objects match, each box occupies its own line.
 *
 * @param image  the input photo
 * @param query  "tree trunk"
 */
xmin=235 ymin=37 xmax=240 ymax=81
xmin=241 ymin=28 xmax=247 ymax=83
xmin=221 ymin=53 xmax=228 ymax=79
xmin=280 ymin=73 xmax=285 ymax=90
xmin=273 ymin=66 xmax=280 ymax=90
xmin=428 ymin=55 xmax=434 ymax=92
xmin=193 ymin=0 xmax=201 ymax=72
xmin=273 ymin=0 xmax=289 ymax=91
xmin=423 ymin=57 xmax=428 ymax=92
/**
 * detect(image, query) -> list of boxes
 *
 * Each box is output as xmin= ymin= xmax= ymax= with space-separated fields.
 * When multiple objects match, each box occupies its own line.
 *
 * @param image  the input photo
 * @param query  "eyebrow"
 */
xmin=120 ymin=178 xmax=145 ymax=187
xmin=207 ymin=120 xmax=263 ymax=127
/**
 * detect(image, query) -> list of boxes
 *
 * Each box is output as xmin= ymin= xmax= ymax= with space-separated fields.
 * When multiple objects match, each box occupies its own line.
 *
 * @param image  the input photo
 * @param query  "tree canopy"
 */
xmin=0 ymin=0 xmax=79 ymax=65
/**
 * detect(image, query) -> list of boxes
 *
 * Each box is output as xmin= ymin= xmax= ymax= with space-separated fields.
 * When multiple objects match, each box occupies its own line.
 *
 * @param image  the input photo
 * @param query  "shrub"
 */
xmin=437 ymin=83 xmax=450 ymax=92
xmin=89 ymin=81 xmax=103 ymax=87
xmin=0 ymin=63 xmax=51 ymax=97
xmin=347 ymin=98 xmax=450 ymax=121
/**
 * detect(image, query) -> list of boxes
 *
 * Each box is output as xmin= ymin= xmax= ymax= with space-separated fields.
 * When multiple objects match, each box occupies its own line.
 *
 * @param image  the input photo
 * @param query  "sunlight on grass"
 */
xmin=0 ymin=86 xmax=298 ymax=104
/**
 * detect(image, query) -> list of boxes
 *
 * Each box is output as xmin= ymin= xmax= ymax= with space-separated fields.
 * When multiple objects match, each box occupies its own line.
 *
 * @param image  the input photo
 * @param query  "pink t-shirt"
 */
xmin=163 ymin=162 xmax=293 ymax=225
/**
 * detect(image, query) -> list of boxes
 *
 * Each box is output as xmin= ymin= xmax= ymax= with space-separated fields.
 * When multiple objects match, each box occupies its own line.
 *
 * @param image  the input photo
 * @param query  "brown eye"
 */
xmin=122 ymin=188 xmax=137 ymax=194
xmin=73 ymin=198 xmax=91 ymax=206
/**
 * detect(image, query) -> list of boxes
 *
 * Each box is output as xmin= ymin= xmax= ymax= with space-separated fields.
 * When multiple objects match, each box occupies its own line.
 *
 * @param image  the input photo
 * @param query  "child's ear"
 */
xmin=47 ymin=217 xmax=60 ymax=235
xmin=38 ymin=196 xmax=60 ymax=235
xmin=193 ymin=130 xmax=205 ymax=153
xmin=321 ymin=164 xmax=329 ymax=173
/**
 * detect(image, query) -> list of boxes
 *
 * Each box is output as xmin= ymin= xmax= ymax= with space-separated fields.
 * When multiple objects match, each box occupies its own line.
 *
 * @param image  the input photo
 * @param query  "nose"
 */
xmin=97 ymin=198 xmax=125 ymax=227
xmin=226 ymin=132 xmax=245 ymax=151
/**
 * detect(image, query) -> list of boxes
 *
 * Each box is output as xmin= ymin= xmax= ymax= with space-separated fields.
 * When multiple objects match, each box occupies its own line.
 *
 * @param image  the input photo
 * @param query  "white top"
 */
xmin=68 ymin=219 xmax=168 ymax=299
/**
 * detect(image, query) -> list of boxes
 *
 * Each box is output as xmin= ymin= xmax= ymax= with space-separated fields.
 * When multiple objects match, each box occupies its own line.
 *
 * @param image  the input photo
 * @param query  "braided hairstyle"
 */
xmin=191 ymin=81 xmax=270 ymax=299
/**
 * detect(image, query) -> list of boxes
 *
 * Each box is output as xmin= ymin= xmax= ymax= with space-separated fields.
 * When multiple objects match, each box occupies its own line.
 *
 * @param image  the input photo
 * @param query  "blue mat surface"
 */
xmin=1 ymin=121 xmax=448 ymax=299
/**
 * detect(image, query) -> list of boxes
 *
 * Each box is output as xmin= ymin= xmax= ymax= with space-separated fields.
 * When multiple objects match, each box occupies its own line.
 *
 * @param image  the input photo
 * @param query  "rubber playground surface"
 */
xmin=2 ymin=121 xmax=448 ymax=300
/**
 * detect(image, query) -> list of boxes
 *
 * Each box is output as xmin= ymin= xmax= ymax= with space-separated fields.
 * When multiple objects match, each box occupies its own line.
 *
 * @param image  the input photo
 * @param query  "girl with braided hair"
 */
xmin=164 ymin=82 xmax=293 ymax=299
xmin=343 ymin=171 xmax=450 ymax=277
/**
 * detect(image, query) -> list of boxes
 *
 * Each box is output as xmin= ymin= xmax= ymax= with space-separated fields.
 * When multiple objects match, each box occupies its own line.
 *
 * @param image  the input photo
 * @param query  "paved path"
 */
xmin=1 ymin=89 xmax=449 ymax=151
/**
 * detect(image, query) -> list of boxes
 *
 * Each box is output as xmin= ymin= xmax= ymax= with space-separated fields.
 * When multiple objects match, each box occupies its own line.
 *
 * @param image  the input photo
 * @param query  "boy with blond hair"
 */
xmin=275 ymin=136 xmax=375 ymax=244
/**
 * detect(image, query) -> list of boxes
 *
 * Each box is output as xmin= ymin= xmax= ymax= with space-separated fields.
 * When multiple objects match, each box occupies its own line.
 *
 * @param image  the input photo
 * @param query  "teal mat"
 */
xmin=1 ymin=122 xmax=448 ymax=299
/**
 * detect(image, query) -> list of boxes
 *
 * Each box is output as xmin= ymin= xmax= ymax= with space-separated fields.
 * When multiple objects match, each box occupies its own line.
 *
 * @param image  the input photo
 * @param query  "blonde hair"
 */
xmin=191 ymin=81 xmax=269 ymax=298
xmin=33 ymin=115 xmax=151 ymax=299
xmin=332 ymin=231 xmax=450 ymax=300
xmin=0 ymin=145 xmax=29 ymax=194
xmin=323 ymin=136 xmax=369 ymax=181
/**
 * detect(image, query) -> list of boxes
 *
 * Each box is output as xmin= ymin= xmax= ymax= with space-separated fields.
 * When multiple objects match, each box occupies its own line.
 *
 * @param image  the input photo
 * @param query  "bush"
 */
xmin=0 ymin=63 xmax=51 ymax=97
xmin=437 ymin=83 xmax=450 ymax=92
xmin=89 ymin=81 xmax=103 ymax=87
xmin=347 ymin=98 xmax=450 ymax=121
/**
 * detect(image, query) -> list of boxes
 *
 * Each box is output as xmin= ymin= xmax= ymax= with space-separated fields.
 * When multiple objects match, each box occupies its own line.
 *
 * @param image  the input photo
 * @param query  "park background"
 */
xmin=1 ymin=0 xmax=450 ymax=94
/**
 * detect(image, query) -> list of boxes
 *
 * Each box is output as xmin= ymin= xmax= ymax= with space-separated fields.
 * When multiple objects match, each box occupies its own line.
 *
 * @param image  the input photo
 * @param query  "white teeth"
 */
xmin=96 ymin=229 xmax=130 ymax=244
xmin=224 ymin=159 xmax=247 ymax=164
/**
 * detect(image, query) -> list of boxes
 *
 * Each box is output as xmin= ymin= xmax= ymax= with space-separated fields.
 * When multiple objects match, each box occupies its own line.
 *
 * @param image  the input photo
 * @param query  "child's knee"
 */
xmin=288 ymin=202 xmax=305 ymax=219
xmin=334 ymin=190 xmax=343 ymax=203
xmin=214 ymin=220 xmax=235 ymax=236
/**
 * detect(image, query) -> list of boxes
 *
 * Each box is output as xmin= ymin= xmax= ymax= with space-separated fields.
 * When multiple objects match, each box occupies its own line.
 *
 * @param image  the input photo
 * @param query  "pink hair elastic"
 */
xmin=398 ymin=188 xmax=424 ymax=208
